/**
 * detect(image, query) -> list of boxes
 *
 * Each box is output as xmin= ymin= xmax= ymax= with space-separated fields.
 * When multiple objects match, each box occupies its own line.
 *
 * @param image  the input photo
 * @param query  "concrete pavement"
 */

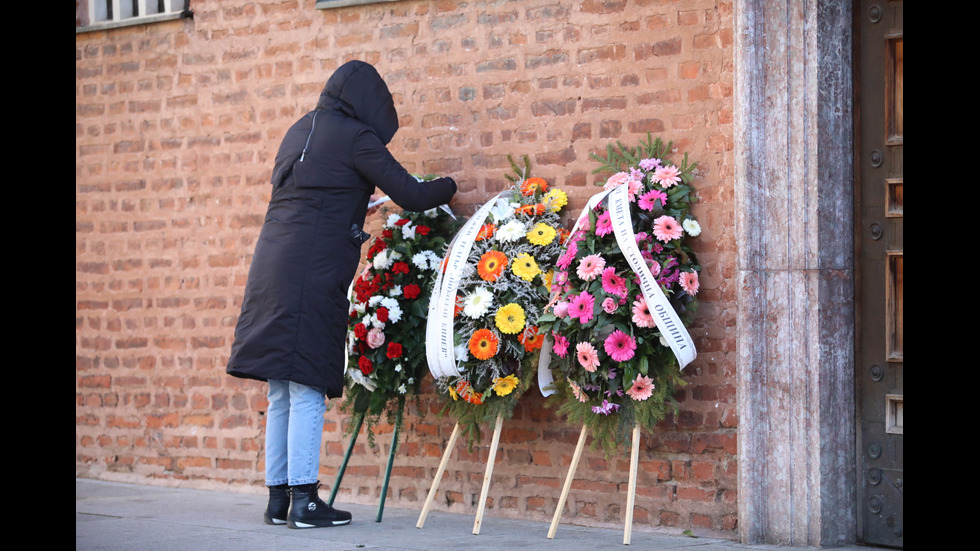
xmin=76 ymin=478 xmax=867 ymax=551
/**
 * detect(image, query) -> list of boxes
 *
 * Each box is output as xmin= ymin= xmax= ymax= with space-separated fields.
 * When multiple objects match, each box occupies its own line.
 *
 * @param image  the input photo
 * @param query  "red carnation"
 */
xmin=366 ymin=237 xmax=386 ymax=260
xmin=403 ymin=284 xmax=421 ymax=299
xmin=394 ymin=218 xmax=410 ymax=226
xmin=353 ymin=323 xmax=368 ymax=340
xmin=358 ymin=356 xmax=373 ymax=375
xmin=386 ymin=342 xmax=403 ymax=360
xmin=416 ymin=225 xmax=431 ymax=236
xmin=392 ymin=261 xmax=410 ymax=274
xmin=376 ymin=307 xmax=389 ymax=323
xmin=382 ymin=229 xmax=393 ymax=239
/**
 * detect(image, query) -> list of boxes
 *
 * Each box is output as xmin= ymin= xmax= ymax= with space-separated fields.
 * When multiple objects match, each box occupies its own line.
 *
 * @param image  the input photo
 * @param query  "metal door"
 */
xmin=856 ymin=1 xmax=903 ymax=547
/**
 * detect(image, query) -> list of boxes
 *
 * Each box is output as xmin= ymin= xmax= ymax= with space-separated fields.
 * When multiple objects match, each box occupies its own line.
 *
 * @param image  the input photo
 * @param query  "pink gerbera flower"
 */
xmin=638 ymin=189 xmax=668 ymax=211
xmin=626 ymin=374 xmax=656 ymax=401
xmin=603 ymin=171 xmax=631 ymax=191
xmin=679 ymin=271 xmax=700 ymax=296
xmin=555 ymin=240 xmax=577 ymax=270
xmin=653 ymin=164 xmax=682 ymax=187
xmin=576 ymin=341 xmax=600 ymax=372
xmin=595 ymin=210 xmax=613 ymax=237
xmin=652 ymin=215 xmax=683 ymax=242
xmin=568 ymin=378 xmax=588 ymax=402
xmin=552 ymin=332 xmax=570 ymax=358
xmin=567 ymin=292 xmax=595 ymax=324
xmin=601 ymin=267 xmax=627 ymax=298
xmin=603 ymin=330 xmax=637 ymax=362
xmin=576 ymin=254 xmax=606 ymax=281
xmin=631 ymin=296 xmax=656 ymax=328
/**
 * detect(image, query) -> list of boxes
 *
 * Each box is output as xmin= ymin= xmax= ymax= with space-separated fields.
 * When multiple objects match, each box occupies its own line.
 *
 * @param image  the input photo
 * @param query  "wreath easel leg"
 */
xmin=547 ymin=424 xmax=588 ymax=539
xmin=472 ymin=414 xmax=504 ymax=535
xmin=328 ymin=412 xmax=364 ymax=507
xmin=623 ymin=423 xmax=640 ymax=545
xmin=416 ymin=421 xmax=461 ymax=529
xmin=375 ymin=405 xmax=403 ymax=523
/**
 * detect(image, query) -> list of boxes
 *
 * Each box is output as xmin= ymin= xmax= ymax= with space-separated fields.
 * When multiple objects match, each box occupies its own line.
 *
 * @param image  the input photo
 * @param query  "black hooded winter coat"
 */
xmin=226 ymin=61 xmax=457 ymax=398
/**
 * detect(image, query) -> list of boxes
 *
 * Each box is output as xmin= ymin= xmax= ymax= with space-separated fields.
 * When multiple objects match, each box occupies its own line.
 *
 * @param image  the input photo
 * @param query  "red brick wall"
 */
xmin=76 ymin=0 xmax=737 ymax=537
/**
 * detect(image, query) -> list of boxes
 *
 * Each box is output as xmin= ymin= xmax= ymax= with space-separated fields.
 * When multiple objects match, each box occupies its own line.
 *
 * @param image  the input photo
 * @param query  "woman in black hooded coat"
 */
xmin=226 ymin=61 xmax=456 ymax=529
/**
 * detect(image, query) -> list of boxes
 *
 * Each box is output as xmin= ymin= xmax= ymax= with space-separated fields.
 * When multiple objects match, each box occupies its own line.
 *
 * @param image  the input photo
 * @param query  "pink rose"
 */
xmin=553 ymin=301 xmax=569 ymax=318
xmin=366 ymin=327 xmax=386 ymax=349
xmin=601 ymin=297 xmax=617 ymax=314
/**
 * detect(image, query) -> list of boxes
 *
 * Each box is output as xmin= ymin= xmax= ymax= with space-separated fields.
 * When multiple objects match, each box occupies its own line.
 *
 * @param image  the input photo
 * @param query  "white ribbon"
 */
xmin=537 ymin=183 xmax=696 ymax=395
xmin=425 ymin=193 xmax=504 ymax=379
xmin=607 ymin=182 xmax=696 ymax=370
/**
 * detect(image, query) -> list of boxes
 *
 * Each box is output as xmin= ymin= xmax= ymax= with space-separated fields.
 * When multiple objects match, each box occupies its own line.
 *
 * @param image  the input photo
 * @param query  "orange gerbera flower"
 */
xmin=476 ymin=223 xmax=496 ymax=241
xmin=520 ymin=177 xmax=548 ymax=196
xmin=469 ymin=328 xmax=499 ymax=360
xmin=517 ymin=203 xmax=546 ymax=216
xmin=454 ymin=380 xmax=485 ymax=405
xmin=518 ymin=325 xmax=545 ymax=352
xmin=477 ymin=250 xmax=508 ymax=282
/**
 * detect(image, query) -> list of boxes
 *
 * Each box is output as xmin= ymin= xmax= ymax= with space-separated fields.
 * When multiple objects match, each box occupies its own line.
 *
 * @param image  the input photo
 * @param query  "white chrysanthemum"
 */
xmin=372 ymin=249 xmax=393 ymax=271
xmin=385 ymin=213 xmax=402 ymax=228
xmin=495 ymin=219 xmax=526 ymax=242
xmin=682 ymin=218 xmax=701 ymax=237
xmin=380 ymin=297 xmax=403 ymax=323
xmin=489 ymin=198 xmax=518 ymax=223
xmin=424 ymin=208 xmax=439 ymax=218
xmin=412 ymin=252 xmax=430 ymax=270
xmin=463 ymin=286 xmax=494 ymax=319
xmin=427 ymin=251 xmax=443 ymax=270
xmin=389 ymin=285 xmax=402 ymax=297
xmin=369 ymin=296 xmax=384 ymax=307
xmin=348 ymin=368 xmax=378 ymax=391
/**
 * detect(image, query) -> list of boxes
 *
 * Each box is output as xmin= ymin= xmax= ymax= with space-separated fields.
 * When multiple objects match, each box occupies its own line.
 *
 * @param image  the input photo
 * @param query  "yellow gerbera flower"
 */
xmin=511 ymin=253 xmax=540 ymax=282
xmin=492 ymin=374 xmax=520 ymax=397
xmin=526 ymin=223 xmax=557 ymax=246
xmin=494 ymin=303 xmax=526 ymax=334
xmin=543 ymin=188 xmax=568 ymax=213
xmin=542 ymin=269 xmax=554 ymax=291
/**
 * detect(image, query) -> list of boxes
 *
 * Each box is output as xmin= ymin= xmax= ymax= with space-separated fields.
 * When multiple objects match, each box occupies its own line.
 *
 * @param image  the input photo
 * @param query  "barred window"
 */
xmin=77 ymin=1 xmax=191 ymax=32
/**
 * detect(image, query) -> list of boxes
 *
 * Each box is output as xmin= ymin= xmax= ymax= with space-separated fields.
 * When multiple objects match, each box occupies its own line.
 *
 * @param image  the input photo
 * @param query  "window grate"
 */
xmin=79 ymin=0 xmax=191 ymax=32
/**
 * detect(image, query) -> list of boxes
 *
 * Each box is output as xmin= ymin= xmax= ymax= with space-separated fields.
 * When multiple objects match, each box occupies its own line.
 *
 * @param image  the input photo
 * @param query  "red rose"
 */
xmin=403 ymin=284 xmax=421 ymax=299
xmin=416 ymin=225 xmax=431 ymax=236
xmin=353 ymin=323 xmax=367 ymax=340
xmin=386 ymin=342 xmax=403 ymax=360
xmin=392 ymin=261 xmax=410 ymax=274
xmin=358 ymin=356 xmax=373 ymax=375
xmin=376 ymin=307 xmax=389 ymax=323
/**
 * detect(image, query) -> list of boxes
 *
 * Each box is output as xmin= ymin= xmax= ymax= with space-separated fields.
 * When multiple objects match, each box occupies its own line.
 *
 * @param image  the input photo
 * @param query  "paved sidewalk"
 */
xmin=76 ymin=478 xmax=866 ymax=551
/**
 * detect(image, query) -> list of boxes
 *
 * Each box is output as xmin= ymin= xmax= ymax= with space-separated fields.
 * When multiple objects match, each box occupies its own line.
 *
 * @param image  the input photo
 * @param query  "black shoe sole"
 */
xmin=287 ymin=518 xmax=352 ymax=528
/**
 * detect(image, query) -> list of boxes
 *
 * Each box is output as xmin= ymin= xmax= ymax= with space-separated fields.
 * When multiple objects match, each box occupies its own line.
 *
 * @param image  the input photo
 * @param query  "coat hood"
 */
xmin=317 ymin=60 xmax=399 ymax=145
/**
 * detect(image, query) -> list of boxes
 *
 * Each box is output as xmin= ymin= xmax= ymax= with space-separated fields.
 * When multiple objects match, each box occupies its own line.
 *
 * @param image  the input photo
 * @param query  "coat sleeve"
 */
xmin=351 ymin=130 xmax=457 ymax=212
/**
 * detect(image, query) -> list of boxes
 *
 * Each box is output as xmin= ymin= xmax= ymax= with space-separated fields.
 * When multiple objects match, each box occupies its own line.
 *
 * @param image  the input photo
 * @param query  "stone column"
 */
xmin=733 ymin=0 xmax=857 ymax=546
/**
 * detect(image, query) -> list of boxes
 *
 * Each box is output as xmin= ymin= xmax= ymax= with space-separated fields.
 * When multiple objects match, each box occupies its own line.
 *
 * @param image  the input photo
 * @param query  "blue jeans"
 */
xmin=264 ymin=379 xmax=326 ymax=487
